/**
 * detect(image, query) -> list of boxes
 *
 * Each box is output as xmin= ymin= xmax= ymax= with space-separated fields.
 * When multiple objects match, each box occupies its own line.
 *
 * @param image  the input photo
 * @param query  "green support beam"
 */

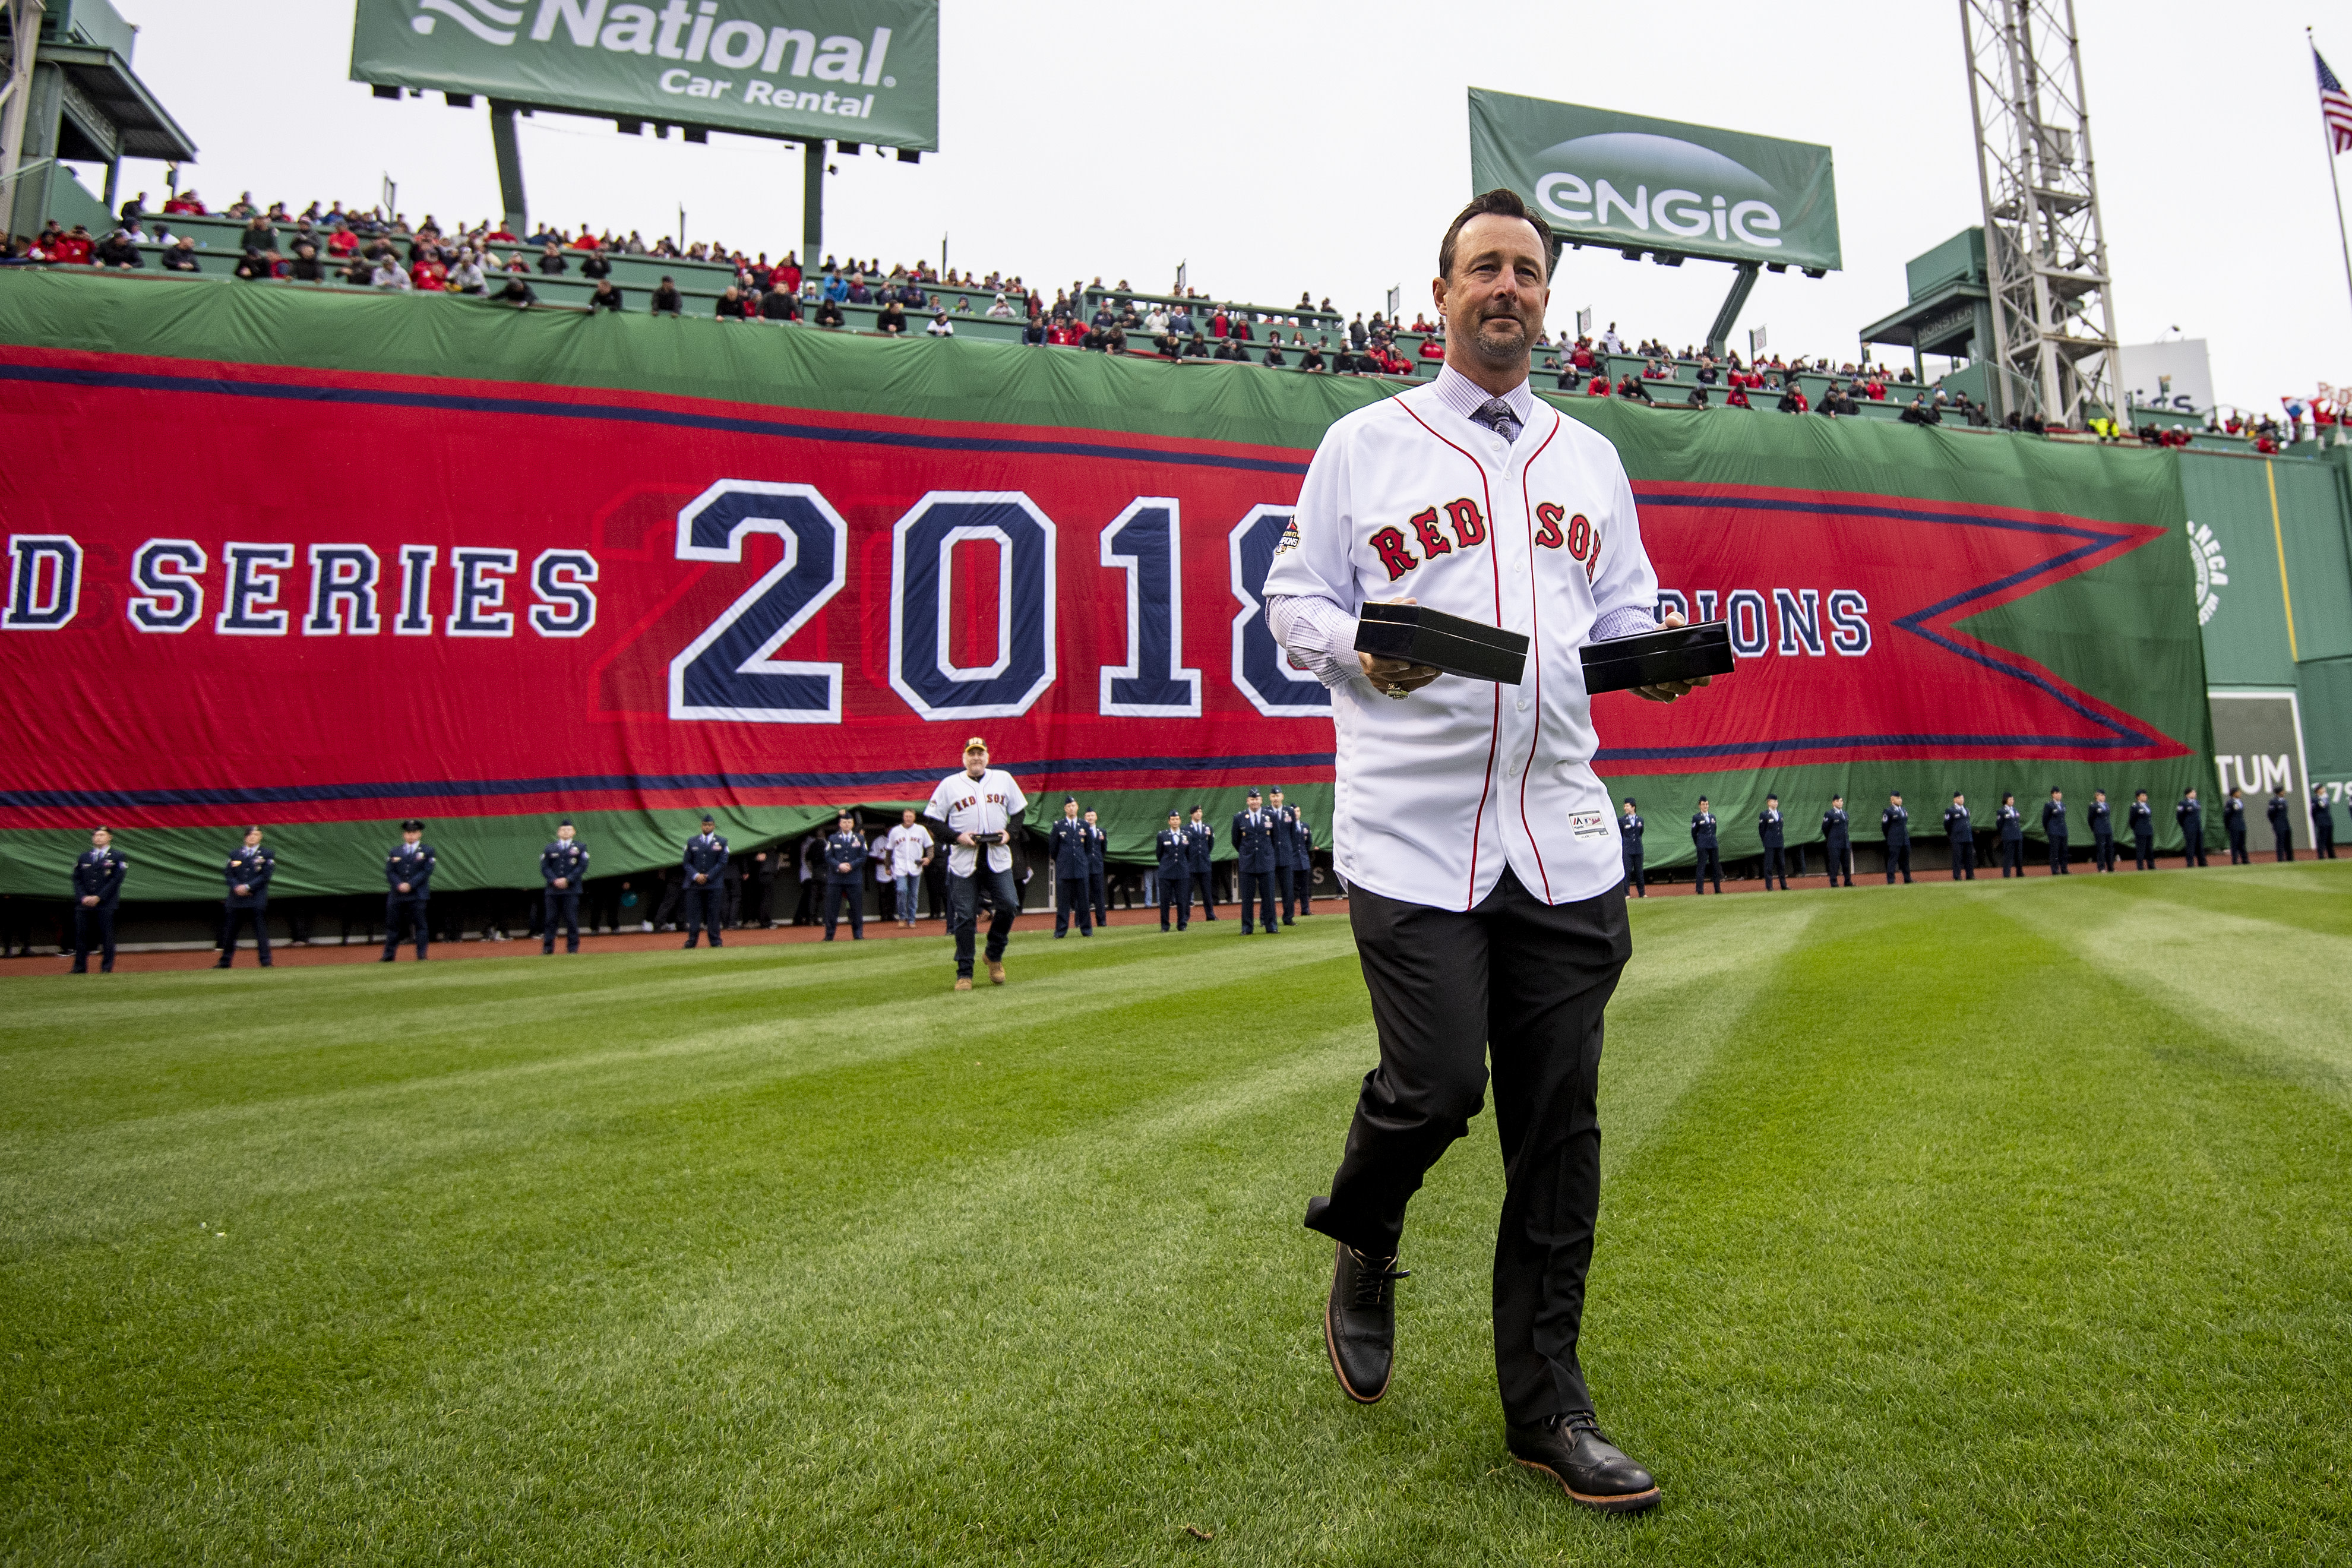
xmin=489 ymin=100 xmax=526 ymax=238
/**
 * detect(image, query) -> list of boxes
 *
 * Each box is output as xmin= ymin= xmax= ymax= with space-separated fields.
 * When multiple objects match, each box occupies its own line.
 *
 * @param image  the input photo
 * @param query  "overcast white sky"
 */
xmin=89 ymin=2 xmax=2352 ymax=412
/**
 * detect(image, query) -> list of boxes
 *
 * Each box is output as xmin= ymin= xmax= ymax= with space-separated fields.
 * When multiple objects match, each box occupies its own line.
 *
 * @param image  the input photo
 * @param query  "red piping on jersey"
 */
xmin=1513 ymin=409 xmax=1563 ymax=900
xmin=1398 ymin=395 xmax=1501 ymax=911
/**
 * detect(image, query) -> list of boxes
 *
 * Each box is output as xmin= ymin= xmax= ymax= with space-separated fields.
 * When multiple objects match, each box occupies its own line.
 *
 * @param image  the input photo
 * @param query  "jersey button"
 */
xmin=1517 ymin=698 xmax=1529 ymax=711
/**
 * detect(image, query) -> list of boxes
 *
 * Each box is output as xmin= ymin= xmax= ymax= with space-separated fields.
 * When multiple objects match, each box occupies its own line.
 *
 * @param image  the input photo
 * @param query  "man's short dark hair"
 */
xmin=1440 ymin=188 xmax=1554 ymax=282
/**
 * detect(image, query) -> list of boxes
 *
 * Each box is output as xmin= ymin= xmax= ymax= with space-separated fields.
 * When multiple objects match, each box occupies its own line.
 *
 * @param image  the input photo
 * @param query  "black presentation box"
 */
xmin=1579 ymin=619 xmax=1735 ymax=695
xmin=1352 ymin=602 xmax=1530 ymax=685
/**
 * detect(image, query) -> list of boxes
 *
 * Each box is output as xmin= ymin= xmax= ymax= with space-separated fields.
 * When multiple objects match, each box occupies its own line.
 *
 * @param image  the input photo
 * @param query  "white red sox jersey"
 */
xmin=923 ymin=767 xmax=1028 ymax=876
xmin=1262 ymin=377 xmax=1659 ymax=911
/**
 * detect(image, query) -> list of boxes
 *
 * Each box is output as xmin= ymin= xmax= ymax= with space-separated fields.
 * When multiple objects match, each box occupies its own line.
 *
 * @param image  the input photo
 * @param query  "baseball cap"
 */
xmin=963 ymin=736 xmax=988 ymax=754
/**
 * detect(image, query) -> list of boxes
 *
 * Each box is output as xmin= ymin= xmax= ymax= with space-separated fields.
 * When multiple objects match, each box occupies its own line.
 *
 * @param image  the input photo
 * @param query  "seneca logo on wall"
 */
xmin=1531 ymin=133 xmax=1787 ymax=251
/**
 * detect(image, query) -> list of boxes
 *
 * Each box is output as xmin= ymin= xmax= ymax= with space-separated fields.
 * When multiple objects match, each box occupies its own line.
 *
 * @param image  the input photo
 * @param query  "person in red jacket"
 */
xmin=1727 ymin=382 xmax=1752 ymax=409
xmin=571 ymin=226 xmax=602 ymax=250
xmin=1586 ymin=373 xmax=1613 ymax=397
xmin=772 ymin=252 xmax=803 ymax=295
xmin=51 ymin=226 xmax=94 ymax=264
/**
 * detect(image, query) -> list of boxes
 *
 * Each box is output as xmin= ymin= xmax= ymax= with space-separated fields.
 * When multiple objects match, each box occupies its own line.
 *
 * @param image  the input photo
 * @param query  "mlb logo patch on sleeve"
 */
xmin=1569 ymin=811 xmax=1610 ymax=839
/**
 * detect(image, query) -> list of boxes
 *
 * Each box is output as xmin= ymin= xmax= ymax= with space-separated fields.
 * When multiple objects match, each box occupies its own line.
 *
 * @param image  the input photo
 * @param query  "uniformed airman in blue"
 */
xmin=820 ymin=811 xmax=864 ymax=941
xmin=1083 ymin=808 xmax=1111 ymax=925
xmin=2040 ymin=789 xmax=2070 ymax=874
xmin=2128 ymin=790 xmax=2155 ymax=870
xmin=540 ymin=818 xmax=589 ymax=954
xmin=2315 ymin=784 xmax=2339 ymax=859
xmin=1289 ymin=805 xmax=1317 ymax=917
xmin=2088 ymin=789 xmax=2116 ymax=872
xmin=1882 ymin=794 xmax=1912 ymax=884
xmin=218 ymin=826 xmax=275 ymax=968
xmin=382 ymin=820 xmax=435 ymax=961
xmin=1620 ymin=797 xmax=1646 ymax=896
xmin=1269 ymin=786 xmax=1304 ymax=925
xmin=683 ymin=814 xmax=729 ymax=947
xmin=70 ymin=827 xmax=127 ymax=974
xmin=1051 ymin=797 xmax=1093 ymax=937
xmin=1184 ymin=806 xmax=1218 ymax=922
xmin=1996 ymin=793 xmax=2024 ymax=876
xmin=1758 ymin=795 xmax=1789 ymax=889
xmin=1690 ymin=798 xmax=1721 ymax=893
xmin=1156 ymin=811 xmax=1192 ymax=931
xmin=2266 ymin=788 xmax=2294 ymax=862
xmin=1231 ymin=788 xmax=1280 ymax=932
xmin=1943 ymin=794 xmax=1975 ymax=881
xmin=1822 ymin=796 xmax=1854 ymax=886
xmin=2222 ymin=787 xmax=2247 ymax=863
xmin=2177 ymin=788 xmax=2207 ymax=867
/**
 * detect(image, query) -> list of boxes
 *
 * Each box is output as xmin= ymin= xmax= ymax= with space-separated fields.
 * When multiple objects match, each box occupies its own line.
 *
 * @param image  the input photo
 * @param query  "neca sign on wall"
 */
xmin=352 ymin=0 xmax=940 ymax=148
xmin=1469 ymin=88 xmax=1841 ymax=272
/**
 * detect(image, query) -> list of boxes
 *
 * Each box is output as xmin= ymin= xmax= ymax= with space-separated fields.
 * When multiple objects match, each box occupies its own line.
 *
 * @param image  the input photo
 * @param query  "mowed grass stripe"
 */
xmin=1596 ymin=878 xmax=2352 ymax=1563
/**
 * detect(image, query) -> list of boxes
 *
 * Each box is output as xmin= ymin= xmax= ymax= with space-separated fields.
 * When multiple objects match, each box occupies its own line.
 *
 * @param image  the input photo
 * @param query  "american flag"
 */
xmin=2319 ymin=49 xmax=2352 ymax=153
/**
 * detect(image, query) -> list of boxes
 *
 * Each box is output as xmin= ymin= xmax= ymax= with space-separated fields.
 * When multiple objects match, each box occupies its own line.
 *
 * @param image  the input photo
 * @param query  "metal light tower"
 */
xmin=1960 ymin=0 xmax=2120 ymax=428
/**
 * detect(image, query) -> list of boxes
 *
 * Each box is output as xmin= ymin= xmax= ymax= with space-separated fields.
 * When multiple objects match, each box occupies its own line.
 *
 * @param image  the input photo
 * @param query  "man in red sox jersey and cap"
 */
xmin=1263 ymin=188 xmax=1709 ymax=1515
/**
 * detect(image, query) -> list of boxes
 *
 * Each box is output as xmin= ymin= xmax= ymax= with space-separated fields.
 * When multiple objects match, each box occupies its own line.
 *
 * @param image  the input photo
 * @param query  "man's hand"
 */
xmin=397 ymin=881 xmax=412 ymax=893
xmin=957 ymin=832 xmax=976 ymax=847
xmin=1356 ymin=596 xmax=1441 ymax=696
xmin=1635 ymin=609 xmax=1715 ymax=703
xmin=694 ymin=872 xmax=707 ymax=884
xmin=554 ymin=877 xmax=568 ymax=890
xmin=81 ymin=894 xmax=97 ymax=908
xmin=235 ymin=884 xmax=251 ymax=897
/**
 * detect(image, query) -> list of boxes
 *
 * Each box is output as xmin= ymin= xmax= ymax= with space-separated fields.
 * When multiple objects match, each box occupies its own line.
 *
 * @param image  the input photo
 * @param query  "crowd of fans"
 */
xmin=0 ymin=188 xmax=2281 ymax=444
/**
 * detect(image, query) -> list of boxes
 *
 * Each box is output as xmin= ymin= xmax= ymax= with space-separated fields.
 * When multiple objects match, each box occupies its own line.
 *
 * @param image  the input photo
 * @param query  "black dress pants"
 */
xmin=1948 ymin=840 xmax=1975 ymax=880
xmin=684 ymin=886 xmax=726 ymax=946
xmin=2092 ymin=835 xmax=2115 ymax=872
xmin=2134 ymin=833 xmax=2155 ymax=870
xmin=1306 ymin=869 xmax=1631 ymax=1424
xmin=1191 ymin=864 xmax=1218 ymax=919
xmin=1240 ymin=868 xmax=1278 ymax=931
xmin=1055 ymin=876 xmax=1093 ymax=935
xmin=543 ymin=889 xmax=580 ymax=951
xmin=383 ymin=895 xmax=429 ymax=959
xmin=1826 ymin=842 xmax=1852 ymax=884
xmin=2048 ymin=837 xmax=2069 ymax=873
xmin=1763 ymin=846 xmax=1788 ymax=889
xmin=1692 ymin=846 xmax=1721 ymax=892
xmin=949 ymin=864 xmax=1017 ymax=976
xmin=1158 ymin=872 xmax=1190 ymax=929
xmin=1276 ymin=864 xmax=1299 ymax=922
xmin=821 ymin=881 xmax=862 ymax=939
xmin=1885 ymin=845 xmax=1911 ymax=883
xmin=72 ymin=902 xmax=116 ymax=972
xmin=1621 ymin=849 xmax=1644 ymax=896
xmin=220 ymin=903 xmax=272 ymax=965
xmin=2000 ymin=840 xmax=2022 ymax=876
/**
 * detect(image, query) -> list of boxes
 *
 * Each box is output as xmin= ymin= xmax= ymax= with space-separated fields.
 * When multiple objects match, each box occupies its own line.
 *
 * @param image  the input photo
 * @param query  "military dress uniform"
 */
xmin=1085 ymin=820 xmax=1111 ymax=924
xmin=2041 ymin=798 xmax=2070 ymax=874
xmin=2220 ymin=793 xmax=2246 ymax=863
xmin=820 ymin=827 xmax=865 ymax=940
xmin=1757 ymin=805 xmax=1788 ymax=889
xmin=1270 ymin=799 xmax=1303 ymax=924
xmin=1942 ymin=802 xmax=1975 ymax=881
xmin=1185 ymin=814 xmax=1218 ymax=921
xmin=2126 ymin=799 xmax=2155 ymax=870
xmin=1156 ymin=824 xmax=1192 ymax=930
xmin=2267 ymin=792 xmax=2294 ymax=862
xmin=2088 ymin=797 xmax=2116 ymax=872
xmin=382 ymin=833 xmax=436 ymax=960
xmin=1620 ymin=808 xmax=1645 ymax=896
xmin=1231 ymin=801 xmax=1281 ymax=932
xmin=70 ymin=843 xmax=127 ymax=973
xmin=1882 ymin=803 xmax=1913 ymax=884
xmin=1690 ymin=807 xmax=1721 ymax=893
xmin=681 ymin=826 xmax=730 ymax=946
xmin=1050 ymin=811 xmax=1094 ymax=937
xmin=2315 ymin=786 xmax=2339 ymax=859
xmin=540 ymin=837 xmax=589 ymax=954
xmin=1822 ymin=804 xmax=1854 ymax=886
xmin=1997 ymin=802 xmax=2024 ymax=876
xmin=1291 ymin=810 xmax=1317 ymax=916
xmin=219 ymin=841 xmax=275 ymax=967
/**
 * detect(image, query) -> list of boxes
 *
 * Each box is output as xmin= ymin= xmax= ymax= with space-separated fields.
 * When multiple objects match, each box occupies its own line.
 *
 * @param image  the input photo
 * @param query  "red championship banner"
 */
xmin=0 ymin=346 xmax=2192 ymax=836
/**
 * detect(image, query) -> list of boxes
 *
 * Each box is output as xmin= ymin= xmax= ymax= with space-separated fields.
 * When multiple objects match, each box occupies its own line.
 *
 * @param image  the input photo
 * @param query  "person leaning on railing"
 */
xmin=651 ymin=277 xmax=684 ymax=317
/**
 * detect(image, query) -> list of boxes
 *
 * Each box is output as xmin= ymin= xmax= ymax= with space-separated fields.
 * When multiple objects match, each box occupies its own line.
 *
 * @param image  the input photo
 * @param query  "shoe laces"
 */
xmin=1547 ymin=1409 xmax=1605 ymax=1441
xmin=1346 ymin=1248 xmax=1410 ymax=1310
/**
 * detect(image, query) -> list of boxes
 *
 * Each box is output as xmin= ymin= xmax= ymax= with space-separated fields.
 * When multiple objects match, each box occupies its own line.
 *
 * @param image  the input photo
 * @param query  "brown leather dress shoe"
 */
xmin=1506 ymin=1411 xmax=1659 ymax=1514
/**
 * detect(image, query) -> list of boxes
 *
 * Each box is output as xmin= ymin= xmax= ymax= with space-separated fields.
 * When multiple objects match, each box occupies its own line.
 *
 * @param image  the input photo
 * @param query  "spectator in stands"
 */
xmin=1262 ymin=341 xmax=1287 ymax=368
xmin=1617 ymin=372 xmax=1655 ymax=404
xmin=287 ymin=242 xmax=327 ymax=283
xmin=1419 ymin=334 xmax=1446 ymax=361
xmin=1212 ymin=336 xmax=1244 ymax=362
xmin=1553 ymin=358 xmax=1577 ymax=391
xmin=988 ymin=290 xmax=1014 ymax=318
xmin=1899 ymin=395 xmax=1940 ymax=426
xmin=1602 ymin=321 xmax=1623 ymax=353
xmin=233 ymin=249 xmax=279 ymax=282
xmin=758 ymin=284 xmax=798 ymax=323
xmin=162 ymin=189 xmax=206 ymax=216
xmin=369 ymin=252 xmax=412 ymax=290
xmin=93 ymin=229 xmax=143 ymax=268
xmin=651 ymin=276 xmax=684 ymax=316
xmin=876 ymin=298 xmax=908 ymax=334
xmin=590 ymin=279 xmax=625 ymax=312
xmin=1726 ymin=381 xmax=1751 ymax=409
xmin=813 ymin=295 xmax=845 ymax=328
xmin=447 ymin=249 xmax=486 ymax=295
xmin=1300 ymin=343 xmax=1327 ymax=372
xmin=927 ymin=308 xmax=955 ymax=337
xmin=715 ymin=285 xmax=753 ymax=321
xmin=494 ymin=274 xmax=538 ymax=308
xmin=1776 ymin=381 xmax=1810 ymax=415
xmin=51 ymin=225 xmax=93 ymax=264
xmin=1021 ymin=313 xmax=1047 ymax=345
xmin=1684 ymin=384 xmax=1709 ymax=409
xmin=411 ymin=250 xmax=448 ymax=291
xmin=846 ymin=273 xmax=874 ymax=305
xmin=1587 ymin=373 xmax=1613 ymax=398
xmin=536 ymin=244 xmax=568 ymax=276
xmin=239 ymin=215 xmax=277 ymax=255
xmin=580 ymin=250 xmax=611 ymax=284
xmin=160 ymin=236 xmax=200 ymax=273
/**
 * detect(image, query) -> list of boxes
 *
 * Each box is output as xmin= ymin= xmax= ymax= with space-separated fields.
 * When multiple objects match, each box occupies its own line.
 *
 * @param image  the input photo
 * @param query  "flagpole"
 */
xmin=2316 ymin=31 xmax=2352 ymax=324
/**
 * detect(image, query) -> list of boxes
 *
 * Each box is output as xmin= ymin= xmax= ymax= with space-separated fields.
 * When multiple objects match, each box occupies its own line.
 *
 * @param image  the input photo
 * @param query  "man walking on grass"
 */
xmin=924 ymin=738 xmax=1028 ymax=991
xmin=1264 ymin=188 xmax=1711 ymax=1516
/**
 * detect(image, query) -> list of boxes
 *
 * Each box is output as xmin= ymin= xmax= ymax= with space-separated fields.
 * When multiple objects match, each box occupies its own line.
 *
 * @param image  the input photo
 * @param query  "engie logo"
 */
xmin=2186 ymin=519 xmax=2227 ymax=626
xmin=1531 ymin=132 xmax=1785 ymax=251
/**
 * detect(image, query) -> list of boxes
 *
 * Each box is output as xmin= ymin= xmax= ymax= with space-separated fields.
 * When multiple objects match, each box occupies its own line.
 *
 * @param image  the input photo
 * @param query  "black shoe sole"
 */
xmin=1322 ymin=1273 xmax=1390 ymax=1404
xmin=1510 ymin=1456 xmax=1660 ymax=1515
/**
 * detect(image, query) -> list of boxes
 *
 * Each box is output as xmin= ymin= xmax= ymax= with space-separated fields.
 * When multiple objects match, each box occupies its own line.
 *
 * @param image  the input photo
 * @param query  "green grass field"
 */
xmin=5 ymin=865 xmax=2350 ymax=1565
